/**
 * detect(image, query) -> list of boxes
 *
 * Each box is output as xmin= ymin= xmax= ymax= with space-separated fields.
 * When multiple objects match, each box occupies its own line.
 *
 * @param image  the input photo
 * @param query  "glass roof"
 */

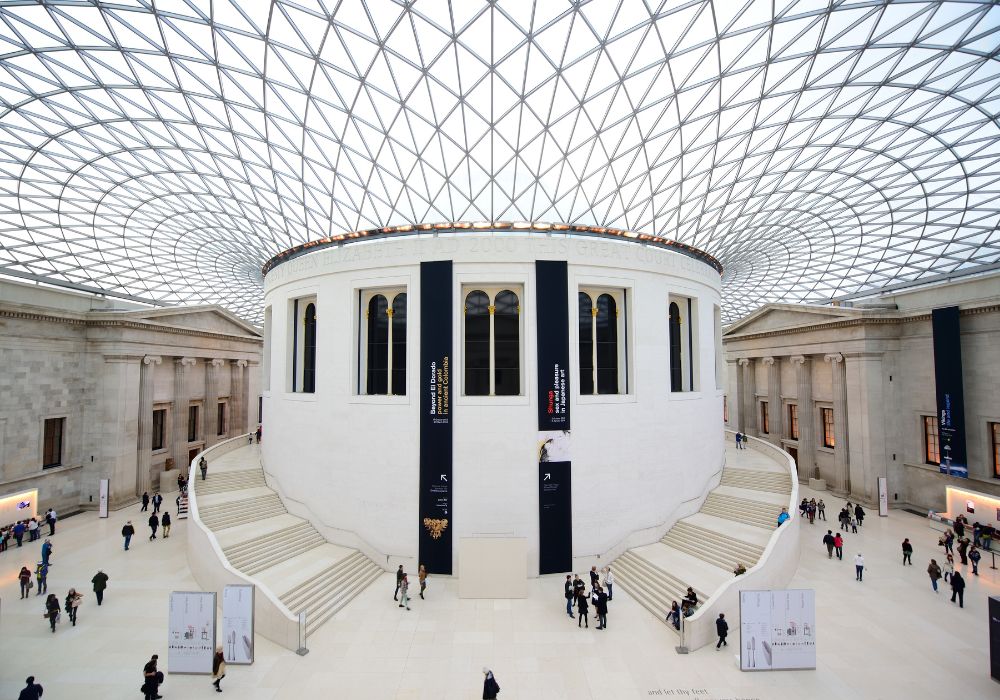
xmin=0 ymin=0 xmax=997 ymax=323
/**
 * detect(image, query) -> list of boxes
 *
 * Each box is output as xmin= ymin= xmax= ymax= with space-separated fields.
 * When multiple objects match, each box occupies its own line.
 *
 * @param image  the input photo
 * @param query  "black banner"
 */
xmin=419 ymin=260 xmax=453 ymax=574
xmin=932 ymin=306 xmax=968 ymax=477
xmin=536 ymin=260 xmax=572 ymax=574
xmin=539 ymin=461 xmax=572 ymax=575
xmin=990 ymin=596 xmax=1000 ymax=682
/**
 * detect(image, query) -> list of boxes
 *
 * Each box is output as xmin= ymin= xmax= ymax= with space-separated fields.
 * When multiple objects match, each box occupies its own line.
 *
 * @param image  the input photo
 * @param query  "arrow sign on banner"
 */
xmin=440 ymin=474 xmax=447 ymax=482
xmin=544 ymin=473 xmax=551 ymax=481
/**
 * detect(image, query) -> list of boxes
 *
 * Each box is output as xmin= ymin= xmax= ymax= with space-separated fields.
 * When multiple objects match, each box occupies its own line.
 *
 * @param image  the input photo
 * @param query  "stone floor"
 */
xmin=1 ymin=484 xmax=997 ymax=699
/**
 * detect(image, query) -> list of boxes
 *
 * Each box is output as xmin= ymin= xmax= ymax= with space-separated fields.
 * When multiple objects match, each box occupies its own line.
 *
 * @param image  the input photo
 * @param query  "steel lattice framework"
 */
xmin=0 ymin=0 xmax=997 ymax=323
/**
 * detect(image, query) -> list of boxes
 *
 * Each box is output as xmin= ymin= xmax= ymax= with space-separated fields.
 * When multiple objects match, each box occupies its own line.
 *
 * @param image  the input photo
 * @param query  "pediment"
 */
xmin=124 ymin=306 xmax=260 ymax=337
xmin=725 ymin=304 xmax=859 ymax=336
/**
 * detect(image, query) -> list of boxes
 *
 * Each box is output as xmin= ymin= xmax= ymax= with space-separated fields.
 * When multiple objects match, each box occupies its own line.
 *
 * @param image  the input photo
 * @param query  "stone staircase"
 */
xmin=613 ymin=456 xmax=792 ymax=632
xmin=193 ymin=456 xmax=382 ymax=637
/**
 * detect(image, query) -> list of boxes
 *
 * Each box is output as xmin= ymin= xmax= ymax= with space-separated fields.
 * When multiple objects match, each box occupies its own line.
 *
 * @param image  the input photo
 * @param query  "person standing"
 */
xmin=823 ymin=530 xmax=835 ymax=559
xmin=817 ymin=499 xmax=826 ymax=521
xmin=482 ymin=668 xmax=500 ymax=700
xmin=142 ymin=655 xmax=162 ymax=700
xmin=735 ymin=432 xmax=742 ymax=449
xmin=957 ymin=536 xmax=970 ymax=565
xmin=212 ymin=646 xmax=226 ymax=692
xmin=854 ymin=553 xmax=865 ymax=581
xmin=161 ymin=511 xmax=171 ymax=538
xmin=152 ymin=492 xmax=163 ymax=514
xmin=19 ymin=565 xmax=32 ymax=598
xmin=28 ymin=517 xmax=39 ymax=542
xmin=902 ymin=538 xmax=913 ymax=565
xmin=45 ymin=508 xmax=57 ymax=535
xmin=64 ymin=588 xmax=83 ymax=626
xmin=44 ymin=593 xmax=60 ymax=633
xmin=122 ymin=521 xmax=135 ymax=550
xmin=715 ymin=613 xmax=729 ymax=649
xmin=141 ymin=491 xmax=150 ymax=512
xmin=41 ymin=539 xmax=52 ymax=567
xmin=576 ymin=588 xmax=589 ymax=628
xmin=950 ymin=569 xmax=966 ymax=608
xmin=18 ymin=676 xmax=44 ymax=700
xmin=604 ymin=566 xmax=614 ymax=601
xmin=834 ymin=532 xmax=844 ymax=560
xmin=255 ymin=425 xmax=262 ymax=443
xmin=418 ymin=564 xmax=427 ymax=599
xmin=970 ymin=546 xmax=981 ymax=575
xmin=573 ymin=574 xmax=585 ymax=607
xmin=595 ymin=585 xmax=609 ymax=630
xmin=92 ymin=570 xmax=109 ymax=606
xmin=928 ymin=559 xmax=942 ymax=592
xmin=200 ymin=456 xmax=208 ymax=480
xmin=943 ymin=530 xmax=955 ymax=554
xmin=589 ymin=565 xmax=599 ymax=589
xmin=398 ymin=573 xmax=410 ymax=610
xmin=943 ymin=553 xmax=955 ymax=582
xmin=564 ymin=575 xmax=574 ymax=617
xmin=148 ymin=513 xmax=159 ymax=540
xmin=13 ymin=519 xmax=25 ymax=546
xmin=393 ymin=565 xmax=404 ymax=601
xmin=36 ymin=563 xmax=48 ymax=595
xmin=954 ymin=514 xmax=966 ymax=538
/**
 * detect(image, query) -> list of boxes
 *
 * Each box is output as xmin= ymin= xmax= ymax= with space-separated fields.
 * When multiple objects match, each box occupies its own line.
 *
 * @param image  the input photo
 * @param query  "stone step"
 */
xmin=669 ymin=521 xmax=764 ymax=563
xmin=239 ymin=533 xmax=328 ymax=576
xmin=226 ymin=526 xmax=324 ymax=568
xmin=702 ymin=493 xmax=781 ymax=529
xmin=660 ymin=528 xmax=761 ymax=571
xmin=224 ymin=523 xmax=305 ymax=559
xmin=305 ymin=563 xmax=385 ymax=635
xmin=281 ymin=551 xmax=370 ymax=610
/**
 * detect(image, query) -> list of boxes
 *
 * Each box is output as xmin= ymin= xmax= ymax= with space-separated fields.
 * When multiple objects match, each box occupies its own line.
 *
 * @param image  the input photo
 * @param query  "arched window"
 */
xmin=465 ymin=290 xmax=490 ymax=395
xmin=669 ymin=301 xmax=682 ymax=391
xmin=595 ymin=294 xmax=618 ymax=394
xmin=493 ymin=290 xmax=520 ymax=396
xmin=390 ymin=293 xmax=407 ymax=394
xmin=366 ymin=295 xmax=389 ymax=395
xmin=578 ymin=292 xmax=594 ymax=395
xmin=302 ymin=302 xmax=317 ymax=393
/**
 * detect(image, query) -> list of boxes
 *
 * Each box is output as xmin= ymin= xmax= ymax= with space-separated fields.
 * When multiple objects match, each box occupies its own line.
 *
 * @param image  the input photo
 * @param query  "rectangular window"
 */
xmin=289 ymin=296 xmax=317 ymax=393
xmin=991 ymin=422 xmax=1000 ymax=478
xmin=789 ymin=404 xmax=799 ymax=440
xmin=579 ymin=287 xmax=628 ymax=395
xmin=359 ymin=288 xmax=407 ymax=395
xmin=152 ymin=409 xmax=166 ymax=451
xmin=761 ymin=401 xmax=769 ymax=434
xmin=924 ymin=416 xmax=940 ymax=465
xmin=187 ymin=405 xmax=199 ymax=442
xmin=668 ymin=294 xmax=698 ymax=392
xmin=42 ymin=417 xmax=64 ymax=468
xmin=217 ymin=402 xmax=226 ymax=436
xmin=463 ymin=285 xmax=522 ymax=396
xmin=821 ymin=407 xmax=835 ymax=448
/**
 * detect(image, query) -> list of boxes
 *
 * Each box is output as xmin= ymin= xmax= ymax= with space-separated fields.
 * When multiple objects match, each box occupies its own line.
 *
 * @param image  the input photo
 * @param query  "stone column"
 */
xmin=846 ymin=353 xmax=888 ymax=504
xmin=825 ymin=352 xmax=850 ymax=494
xmin=738 ymin=358 xmax=757 ymax=435
xmin=762 ymin=356 xmax=782 ymax=445
xmin=725 ymin=358 xmax=740 ymax=429
xmin=231 ymin=359 xmax=248 ymax=435
xmin=789 ymin=355 xmax=816 ymax=479
xmin=172 ymin=357 xmax=196 ymax=473
xmin=136 ymin=355 xmax=162 ymax=497
xmin=204 ymin=358 xmax=226 ymax=448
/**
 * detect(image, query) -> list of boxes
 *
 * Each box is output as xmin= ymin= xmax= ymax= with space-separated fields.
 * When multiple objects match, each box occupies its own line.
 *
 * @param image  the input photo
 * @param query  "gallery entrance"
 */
xmin=786 ymin=446 xmax=798 ymax=467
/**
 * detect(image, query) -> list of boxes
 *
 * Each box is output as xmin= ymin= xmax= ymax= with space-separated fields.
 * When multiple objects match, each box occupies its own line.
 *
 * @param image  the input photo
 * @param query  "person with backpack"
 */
xmin=35 ymin=562 xmax=48 ymax=595
xmin=18 ymin=676 xmax=43 ymax=700
xmin=482 ymin=668 xmax=500 ymax=699
xmin=45 ymin=508 xmax=57 ymax=536
xmin=854 ymin=504 xmax=865 ymax=527
xmin=19 ymin=565 xmax=32 ymax=598
xmin=122 ymin=521 xmax=135 ymax=550
xmin=970 ymin=546 xmax=981 ymax=575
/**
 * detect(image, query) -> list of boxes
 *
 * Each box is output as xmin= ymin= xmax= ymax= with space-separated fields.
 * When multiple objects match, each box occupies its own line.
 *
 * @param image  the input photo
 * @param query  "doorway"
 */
xmin=786 ymin=446 xmax=798 ymax=467
xmin=188 ymin=448 xmax=200 ymax=464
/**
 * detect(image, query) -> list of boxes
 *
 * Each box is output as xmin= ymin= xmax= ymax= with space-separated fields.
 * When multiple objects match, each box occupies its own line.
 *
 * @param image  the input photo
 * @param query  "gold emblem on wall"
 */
xmin=423 ymin=518 xmax=449 ymax=540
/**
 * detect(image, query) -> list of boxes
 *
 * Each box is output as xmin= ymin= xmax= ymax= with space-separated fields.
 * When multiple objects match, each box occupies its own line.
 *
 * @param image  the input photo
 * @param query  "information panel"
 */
xmin=739 ymin=589 xmax=816 ymax=671
xmin=932 ymin=306 xmax=968 ymax=477
xmin=535 ymin=260 xmax=573 ymax=574
xmin=99 ymin=479 xmax=109 ymax=518
xmin=419 ymin=260 xmax=453 ymax=575
xmin=221 ymin=585 xmax=254 ymax=665
xmin=167 ymin=591 xmax=216 ymax=674
xmin=990 ymin=596 xmax=1000 ymax=683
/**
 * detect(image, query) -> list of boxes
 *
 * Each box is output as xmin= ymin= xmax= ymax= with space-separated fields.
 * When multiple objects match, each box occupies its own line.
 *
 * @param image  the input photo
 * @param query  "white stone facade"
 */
xmin=722 ymin=273 xmax=1000 ymax=512
xmin=0 ymin=279 xmax=262 ymax=512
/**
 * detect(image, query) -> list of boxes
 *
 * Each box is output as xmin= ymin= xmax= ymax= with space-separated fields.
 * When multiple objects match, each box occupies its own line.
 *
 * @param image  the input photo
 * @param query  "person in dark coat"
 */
xmin=212 ymin=646 xmax=226 ymax=692
xmin=595 ymin=586 xmax=609 ymax=629
xmin=715 ymin=613 xmax=729 ymax=649
xmin=576 ymin=589 xmax=589 ymax=628
xmin=958 ymin=536 xmax=970 ymax=565
xmin=18 ymin=676 xmax=43 ymax=700
xmin=41 ymin=539 xmax=52 ymax=567
xmin=122 ymin=521 xmax=135 ymax=550
xmin=393 ymin=565 xmax=404 ymax=601
xmin=148 ymin=513 xmax=159 ymax=540
xmin=482 ymin=668 xmax=500 ymax=699
xmin=161 ymin=511 xmax=171 ymax=538
xmin=902 ymin=538 xmax=913 ymax=565
xmin=950 ymin=570 xmax=966 ymax=608
xmin=667 ymin=601 xmax=681 ymax=629
xmin=92 ymin=570 xmax=109 ymax=605
xmin=823 ymin=531 xmax=835 ymax=558
xmin=564 ymin=575 xmax=574 ymax=617
xmin=854 ymin=504 xmax=865 ymax=527
xmin=44 ymin=594 xmax=60 ymax=633
xmin=589 ymin=565 xmax=599 ymax=588
xmin=152 ymin=492 xmax=163 ymax=514
xmin=142 ymin=654 xmax=162 ymax=700
xmin=200 ymin=456 xmax=208 ymax=480
xmin=141 ymin=491 xmax=150 ymax=512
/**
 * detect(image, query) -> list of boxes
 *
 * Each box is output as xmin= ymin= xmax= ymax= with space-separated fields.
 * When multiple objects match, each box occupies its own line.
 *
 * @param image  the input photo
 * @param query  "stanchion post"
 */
xmin=675 ymin=612 xmax=689 ymax=655
xmin=296 ymin=611 xmax=309 ymax=656
xmin=991 ymin=550 xmax=997 ymax=571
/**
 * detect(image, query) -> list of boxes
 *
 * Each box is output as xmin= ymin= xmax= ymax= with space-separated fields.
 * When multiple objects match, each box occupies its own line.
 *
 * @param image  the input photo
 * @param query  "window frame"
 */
xmin=821 ymin=407 xmax=835 ymax=448
xmin=289 ymin=294 xmax=318 ymax=394
xmin=187 ymin=404 xmax=199 ymax=443
xmin=152 ymin=408 xmax=166 ymax=452
xmin=217 ymin=401 xmax=227 ymax=437
xmin=42 ymin=417 xmax=65 ymax=469
xmin=461 ymin=284 xmax=524 ymax=397
xmin=788 ymin=403 xmax=799 ymax=440
xmin=358 ymin=287 xmax=408 ymax=396
xmin=578 ymin=286 xmax=630 ymax=396
xmin=760 ymin=400 xmax=769 ymax=434
xmin=991 ymin=422 xmax=1000 ymax=479
xmin=667 ymin=293 xmax=699 ymax=393
xmin=923 ymin=415 xmax=940 ymax=466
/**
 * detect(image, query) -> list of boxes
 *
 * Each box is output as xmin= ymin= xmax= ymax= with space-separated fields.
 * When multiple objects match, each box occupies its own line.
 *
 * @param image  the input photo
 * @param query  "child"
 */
xmin=850 ymin=516 xmax=858 ymax=534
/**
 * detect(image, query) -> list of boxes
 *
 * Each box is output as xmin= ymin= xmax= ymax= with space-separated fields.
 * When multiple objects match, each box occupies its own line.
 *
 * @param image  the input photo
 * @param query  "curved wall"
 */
xmin=262 ymin=231 xmax=724 ymax=575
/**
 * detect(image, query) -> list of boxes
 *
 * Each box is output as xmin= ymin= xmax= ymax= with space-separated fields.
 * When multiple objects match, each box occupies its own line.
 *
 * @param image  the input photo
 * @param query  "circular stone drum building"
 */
xmin=260 ymin=223 xmax=725 ymax=577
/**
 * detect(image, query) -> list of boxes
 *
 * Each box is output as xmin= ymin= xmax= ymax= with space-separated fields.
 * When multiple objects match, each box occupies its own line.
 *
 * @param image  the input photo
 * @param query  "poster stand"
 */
xmin=98 ymin=479 xmax=109 ymax=518
xmin=739 ymin=589 xmax=816 ymax=671
xmin=221 ymin=584 xmax=255 ymax=664
xmin=167 ymin=591 xmax=217 ymax=674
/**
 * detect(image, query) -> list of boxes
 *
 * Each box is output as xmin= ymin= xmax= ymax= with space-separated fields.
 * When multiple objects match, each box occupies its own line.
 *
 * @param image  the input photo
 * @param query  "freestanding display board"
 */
xmin=740 ymin=589 xmax=817 ymax=671
xmin=167 ymin=591 xmax=216 ymax=674
xmin=990 ymin=596 xmax=1000 ymax=683
xmin=98 ymin=479 xmax=109 ymax=518
xmin=221 ymin=585 xmax=254 ymax=664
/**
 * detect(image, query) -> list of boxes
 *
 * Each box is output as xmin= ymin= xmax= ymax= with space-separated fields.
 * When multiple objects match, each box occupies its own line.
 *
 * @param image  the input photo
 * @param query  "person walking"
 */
xmin=35 ymin=562 xmax=48 ymax=595
xmin=92 ymin=570 xmax=109 ymax=606
xmin=142 ymin=654 xmax=162 ymax=700
xmin=735 ymin=431 xmax=742 ymax=449
xmin=942 ymin=530 xmax=955 ymax=555
xmin=212 ymin=646 xmax=226 ymax=692
xmin=393 ymin=564 xmax=404 ymax=601
xmin=823 ymin=530 xmax=835 ymax=559
xmin=943 ymin=553 xmax=955 ymax=582
xmin=604 ymin=566 xmax=614 ymax=601
xmin=45 ymin=508 xmax=57 ymax=536
xmin=817 ymin=499 xmax=826 ymax=521
xmin=64 ymin=588 xmax=83 ymax=626
xmin=153 ymin=492 xmax=163 ymax=514
xmin=564 ymin=575 xmax=574 ymax=617
xmin=854 ymin=553 xmax=865 ymax=581
xmin=595 ymin=585 xmax=609 ymax=629
xmin=970 ymin=546 xmax=981 ymax=575
xmin=141 ymin=491 xmax=150 ymax=512
xmin=398 ymin=573 xmax=410 ymax=610
xmin=41 ymin=539 xmax=52 ymax=567
xmin=576 ymin=588 xmax=589 ymax=628
xmin=807 ymin=499 xmax=816 ymax=524
xmin=19 ymin=565 xmax=32 ymax=598
xmin=18 ymin=676 xmax=44 ymax=700
xmin=122 ymin=521 xmax=135 ymax=550
xmin=161 ymin=511 xmax=171 ymax=538
xmin=928 ymin=559 xmax=942 ymax=593
xmin=418 ymin=564 xmax=427 ymax=599
xmin=200 ymin=456 xmax=208 ymax=480
xmin=44 ymin=593 xmax=60 ymax=633
xmin=854 ymin=504 xmax=865 ymax=527
xmin=482 ymin=668 xmax=500 ymax=700
xmin=902 ymin=538 xmax=913 ymax=565
xmin=834 ymin=532 xmax=844 ymax=560
xmin=715 ymin=613 xmax=729 ymax=649
xmin=148 ymin=513 xmax=159 ymax=540
xmin=950 ymin=569 xmax=966 ymax=608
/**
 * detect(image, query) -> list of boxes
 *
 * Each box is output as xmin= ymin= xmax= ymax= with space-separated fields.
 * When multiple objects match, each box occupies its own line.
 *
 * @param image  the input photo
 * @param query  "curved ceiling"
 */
xmin=0 ymin=0 xmax=997 ymax=323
